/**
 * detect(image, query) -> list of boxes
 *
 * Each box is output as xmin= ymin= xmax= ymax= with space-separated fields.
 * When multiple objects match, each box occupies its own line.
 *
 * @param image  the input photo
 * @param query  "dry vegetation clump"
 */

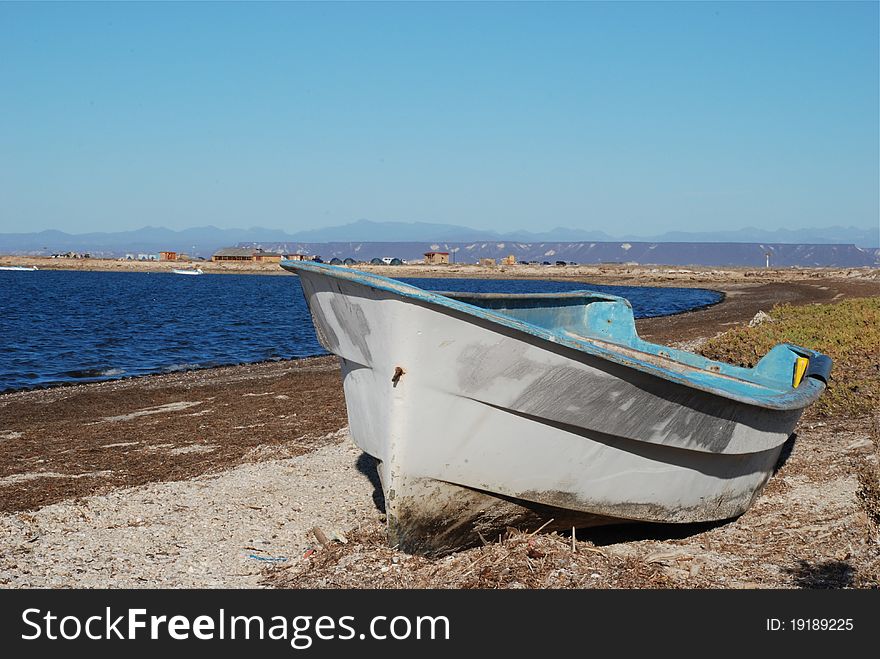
xmin=699 ymin=297 xmax=880 ymax=419
xmin=267 ymin=522 xmax=675 ymax=589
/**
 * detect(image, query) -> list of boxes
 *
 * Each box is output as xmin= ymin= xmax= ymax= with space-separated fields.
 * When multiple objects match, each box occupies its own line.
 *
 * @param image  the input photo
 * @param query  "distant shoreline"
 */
xmin=1 ymin=254 xmax=878 ymax=287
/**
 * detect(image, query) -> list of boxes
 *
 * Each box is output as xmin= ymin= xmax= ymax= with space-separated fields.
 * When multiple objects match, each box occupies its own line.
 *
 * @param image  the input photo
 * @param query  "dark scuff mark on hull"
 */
xmin=300 ymin=280 xmax=340 ymax=352
xmin=328 ymin=295 xmax=373 ymax=363
xmin=455 ymin=340 xmax=800 ymax=454
xmin=462 ymin=399 xmax=786 ymax=479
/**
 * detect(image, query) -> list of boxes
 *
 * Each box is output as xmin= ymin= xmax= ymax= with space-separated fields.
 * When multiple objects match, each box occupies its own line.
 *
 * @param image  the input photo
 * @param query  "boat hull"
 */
xmin=289 ymin=265 xmax=817 ymax=555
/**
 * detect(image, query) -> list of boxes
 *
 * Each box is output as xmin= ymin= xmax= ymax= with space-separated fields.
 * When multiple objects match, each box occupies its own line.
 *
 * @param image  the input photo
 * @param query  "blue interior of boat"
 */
xmin=281 ymin=260 xmax=831 ymax=410
xmin=442 ymin=288 xmax=828 ymax=388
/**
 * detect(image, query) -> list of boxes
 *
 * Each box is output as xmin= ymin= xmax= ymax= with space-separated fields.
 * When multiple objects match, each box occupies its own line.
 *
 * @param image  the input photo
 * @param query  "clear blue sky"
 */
xmin=1 ymin=1 xmax=877 ymax=235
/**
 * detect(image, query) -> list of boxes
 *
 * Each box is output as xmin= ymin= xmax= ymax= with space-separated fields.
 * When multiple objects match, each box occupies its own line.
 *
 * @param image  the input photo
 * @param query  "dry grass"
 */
xmin=699 ymin=297 xmax=880 ymax=418
xmin=268 ymin=522 xmax=674 ymax=590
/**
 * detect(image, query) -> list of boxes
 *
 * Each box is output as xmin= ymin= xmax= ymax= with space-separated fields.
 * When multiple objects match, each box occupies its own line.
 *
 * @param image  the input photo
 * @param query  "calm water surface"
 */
xmin=0 ymin=270 xmax=721 ymax=392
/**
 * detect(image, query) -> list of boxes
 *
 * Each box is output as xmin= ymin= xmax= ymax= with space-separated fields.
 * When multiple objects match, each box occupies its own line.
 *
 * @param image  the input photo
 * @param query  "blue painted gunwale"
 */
xmin=281 ymin=260 xmax=830 ymax=411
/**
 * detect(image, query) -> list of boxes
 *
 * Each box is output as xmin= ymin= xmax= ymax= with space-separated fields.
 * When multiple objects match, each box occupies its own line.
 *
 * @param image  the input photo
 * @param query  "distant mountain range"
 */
xmin=280 ymin=220 xmax=880 ymax=248
xmin=0 ymin=221 xmax=877 ymax=259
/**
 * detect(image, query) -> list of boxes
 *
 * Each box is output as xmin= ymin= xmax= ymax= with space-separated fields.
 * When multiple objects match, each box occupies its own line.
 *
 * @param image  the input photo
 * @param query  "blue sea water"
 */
xmin=0 ymin=270 xmax=721 ymax=393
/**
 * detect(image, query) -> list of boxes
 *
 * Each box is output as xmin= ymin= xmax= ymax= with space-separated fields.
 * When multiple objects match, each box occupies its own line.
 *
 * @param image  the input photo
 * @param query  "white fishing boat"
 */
xmin=0 ymin=265 xmax=38 ymax=271
xmin=281 ymin=260 xmax=832 ymax=555
xmin=171 ymin=267 xmax=203 ymax=275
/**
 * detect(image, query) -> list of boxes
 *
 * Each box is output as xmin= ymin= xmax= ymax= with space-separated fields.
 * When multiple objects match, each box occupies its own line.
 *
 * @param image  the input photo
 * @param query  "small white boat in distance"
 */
xmin=0 ymin=265 xmax=38 ymax=271
xmin=171 ymin=267 xmax=204 ymax=275
xmin=281 ymin=260 xmax=832 ymax=556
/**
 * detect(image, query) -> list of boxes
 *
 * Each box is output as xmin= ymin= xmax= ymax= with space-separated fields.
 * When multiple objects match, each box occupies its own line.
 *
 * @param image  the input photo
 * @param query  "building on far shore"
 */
xmin=283 ymin=253 xmax=310 ymax=261
xmin=424 ymin=251 xmax=449 ymax=265
xmin=212 ymin=247 xmax=253 ymax=262
xmin=159 ymin=251 xmax=178 ymax=261
xmin=252 ymin=249 xmax=282 ymax=263
xmin=479 ymin=258 xmax=497 ymax=267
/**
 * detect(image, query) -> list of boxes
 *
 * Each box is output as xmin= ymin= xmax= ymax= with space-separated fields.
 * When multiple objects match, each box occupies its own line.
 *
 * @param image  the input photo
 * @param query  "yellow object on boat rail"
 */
xmin=793 ymin=356 xmax=809 ymax=387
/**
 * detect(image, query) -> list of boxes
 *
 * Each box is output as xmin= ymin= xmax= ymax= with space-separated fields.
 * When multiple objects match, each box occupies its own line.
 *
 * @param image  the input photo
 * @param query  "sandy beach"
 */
xmin=1 ymin=269 xmax=878 ymax=588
